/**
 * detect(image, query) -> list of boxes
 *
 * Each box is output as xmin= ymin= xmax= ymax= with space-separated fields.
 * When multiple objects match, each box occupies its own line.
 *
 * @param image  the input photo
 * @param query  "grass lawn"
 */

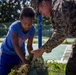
xmin=0 ymin=38 xmax=75 ymax=44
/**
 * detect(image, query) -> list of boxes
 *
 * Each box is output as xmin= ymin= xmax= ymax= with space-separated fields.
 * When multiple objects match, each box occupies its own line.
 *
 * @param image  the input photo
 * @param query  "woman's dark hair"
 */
xmin=20 ymin=7 xmax=35 ymax=19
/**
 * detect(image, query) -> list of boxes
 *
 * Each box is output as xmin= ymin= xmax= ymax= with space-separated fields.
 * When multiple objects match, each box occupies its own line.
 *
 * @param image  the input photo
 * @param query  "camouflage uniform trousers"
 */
xmin=66 ymin=39 xmax=76 ymax=75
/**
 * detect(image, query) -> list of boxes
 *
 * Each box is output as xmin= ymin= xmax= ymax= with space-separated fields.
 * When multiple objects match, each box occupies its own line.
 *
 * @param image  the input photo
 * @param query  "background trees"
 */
xmin=0 ymin=0 xmax=52 ymax=38
xmin=0 ymin=0 xmax=27 ymax=23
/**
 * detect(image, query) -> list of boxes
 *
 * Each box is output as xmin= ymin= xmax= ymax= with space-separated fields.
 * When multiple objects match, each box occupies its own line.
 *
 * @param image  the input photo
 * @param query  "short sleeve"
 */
xmin=9 ymin=23 xmax=19 ymax=34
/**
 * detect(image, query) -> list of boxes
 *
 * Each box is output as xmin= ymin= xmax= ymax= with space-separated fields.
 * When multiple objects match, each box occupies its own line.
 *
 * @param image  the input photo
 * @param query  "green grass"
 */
xmin=62 ymin=38 xmax=75 ymax=44
xmin=47 ymin=61 xmax=66 ymax=75
xmin=0 ymin=38 xmax=75 ymax=44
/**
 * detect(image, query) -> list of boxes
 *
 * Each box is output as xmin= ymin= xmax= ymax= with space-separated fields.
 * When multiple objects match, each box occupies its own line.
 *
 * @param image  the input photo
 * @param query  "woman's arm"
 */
xmin=12 ymin=32 xmax=27 ymax=64
xmin=27 ymin=36 xmax=34 ymax=56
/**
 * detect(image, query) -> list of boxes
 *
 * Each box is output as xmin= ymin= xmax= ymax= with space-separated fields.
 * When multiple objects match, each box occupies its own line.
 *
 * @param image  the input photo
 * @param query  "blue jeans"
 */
xmin=0 ymin=53 xmax=21 ymax=75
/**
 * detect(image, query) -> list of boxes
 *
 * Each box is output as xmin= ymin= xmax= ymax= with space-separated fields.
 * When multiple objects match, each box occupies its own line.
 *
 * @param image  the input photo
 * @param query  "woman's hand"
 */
xmin=21 ymin=59 xmax=29 ymax=65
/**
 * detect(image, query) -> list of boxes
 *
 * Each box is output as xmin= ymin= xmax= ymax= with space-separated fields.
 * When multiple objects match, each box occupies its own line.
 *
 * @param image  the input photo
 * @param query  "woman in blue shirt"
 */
xmin=0 ymin=7 xmax=35 ymax=75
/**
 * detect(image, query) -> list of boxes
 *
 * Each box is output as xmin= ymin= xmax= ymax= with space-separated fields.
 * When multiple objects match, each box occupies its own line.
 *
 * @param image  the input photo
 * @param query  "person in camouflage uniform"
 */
xmin=31 ymin=0 xmax=76 ymax=75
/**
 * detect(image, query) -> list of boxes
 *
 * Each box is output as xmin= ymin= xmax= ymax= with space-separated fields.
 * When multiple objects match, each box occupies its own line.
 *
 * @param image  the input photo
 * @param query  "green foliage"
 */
xmin=0 ymin=0 xmax=52 ymax=25
xmin=8 ymin=64 xmax=29 ymax=75
xmin=43 ymin=61 xmax=66 ymax=75
xmin=0 ymin=0 xmax=53 ymax=38
xmin=0 ymin=0 xmax=27 ymax=23
xmin=8 ymin=62 xmax=66 ymax=75
xmin=0 ymin=22 xmax=12 ymax=37
xmin=42 ymin=17 xmax=51 ymax=25
xmin=8 ymin=56 xmax=66 ymax=75
xmin=8 ymin=56 xmax=48 ymax=75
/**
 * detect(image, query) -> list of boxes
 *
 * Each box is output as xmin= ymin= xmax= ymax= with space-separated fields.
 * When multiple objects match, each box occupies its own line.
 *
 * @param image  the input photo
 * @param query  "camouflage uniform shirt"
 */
xmin=42 ymin=0 xmax=76 ymax=53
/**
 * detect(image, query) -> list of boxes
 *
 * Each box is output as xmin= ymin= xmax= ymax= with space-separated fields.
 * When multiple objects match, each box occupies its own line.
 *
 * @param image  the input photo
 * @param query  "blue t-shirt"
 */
xmin=1 ymin=21 xmax=35 ymax=55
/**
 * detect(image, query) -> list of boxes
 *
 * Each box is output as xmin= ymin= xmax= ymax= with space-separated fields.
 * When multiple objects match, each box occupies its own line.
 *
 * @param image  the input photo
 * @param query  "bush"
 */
xmin=47 ymin=61 xmax=66 ymax=75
